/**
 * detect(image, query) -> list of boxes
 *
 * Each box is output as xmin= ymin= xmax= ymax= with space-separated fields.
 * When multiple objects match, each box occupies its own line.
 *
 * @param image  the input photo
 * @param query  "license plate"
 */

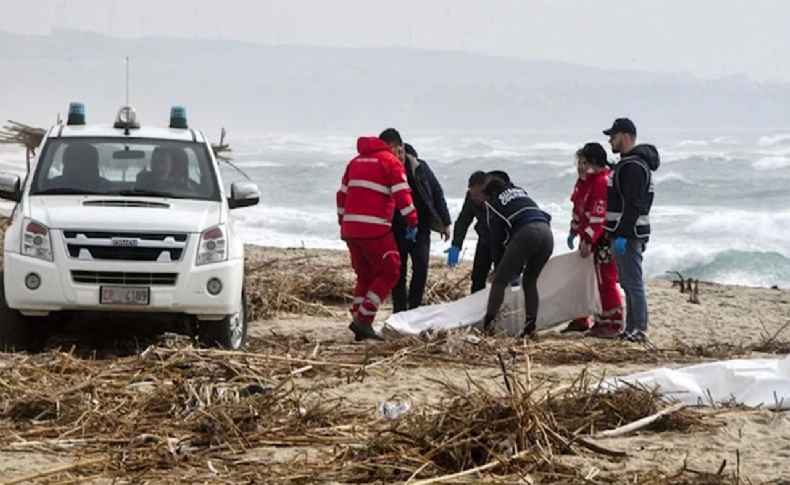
xmin=100 ymin=286 xmax=150 ymax=305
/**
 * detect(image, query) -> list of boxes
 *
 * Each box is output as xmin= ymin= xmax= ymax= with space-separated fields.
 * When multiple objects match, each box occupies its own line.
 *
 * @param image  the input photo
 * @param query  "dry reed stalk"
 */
xmin=519 ymin=339 xmax=752 ymax=367
xmin=0 ymin=120 xmax=46 ymax=153
xmin=243 ymin=257 xmax=471 ymax=321
xmin=0 ymin=336 xmax=744 ymax=485
xmin=305 ymin=362 xmax=717 ymax=484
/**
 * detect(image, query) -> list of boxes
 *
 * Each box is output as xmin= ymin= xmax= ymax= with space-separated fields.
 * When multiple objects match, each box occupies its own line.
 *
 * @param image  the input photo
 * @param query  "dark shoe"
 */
xmin=349 ymin=320 xmax=384 ymax=342
xmin=561 ymin=319 xmax=590 ymax=334
xmin=348 ymin=322 xmax=364 ymax=342
xmin=482 ymin=314 xmax=497 ymax=335
xmin=517 ymin=319 xmax=537 ymax=339
xmin=617 ymin=329 xmax=634 ymax=340
xmin=586 ymin=324 xmax=621 ymax=340
xmin=627 ymin=330 xmax=648 ymax=343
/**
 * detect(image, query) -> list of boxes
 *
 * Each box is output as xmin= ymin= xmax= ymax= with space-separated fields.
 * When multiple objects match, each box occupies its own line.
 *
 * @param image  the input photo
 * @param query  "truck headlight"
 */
xmin=196 ymin=224 xmax=228 ymax=266
xmin=21 ymin=218 xmax=53 ymax=262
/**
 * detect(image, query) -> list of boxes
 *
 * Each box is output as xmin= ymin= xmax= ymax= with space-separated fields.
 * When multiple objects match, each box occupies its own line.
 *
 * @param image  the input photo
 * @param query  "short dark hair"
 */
xmin=482 ymin=176 xmax=507 ymax=197
xmin=404 ymin=143 xmax=418 ymax=158
xmin=379 ymin=128 xmax=403 ymax=146
xmin=486 ymin=170 xmax=511 ymax=184
xmin=468 ymin=170 xmax=487 ymax=187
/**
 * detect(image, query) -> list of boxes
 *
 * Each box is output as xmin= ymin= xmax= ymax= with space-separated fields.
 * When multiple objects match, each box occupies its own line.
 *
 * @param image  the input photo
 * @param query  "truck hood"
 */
xmin=27 ymin=196 xmax=223 ymax=233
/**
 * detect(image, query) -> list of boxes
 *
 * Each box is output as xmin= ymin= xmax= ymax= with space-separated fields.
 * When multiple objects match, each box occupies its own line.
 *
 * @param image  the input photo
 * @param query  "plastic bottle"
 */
xmin=497 ymin=282 xmax=526 ymax=336
xmin=378 ymin=400 xmax=410 ymax=419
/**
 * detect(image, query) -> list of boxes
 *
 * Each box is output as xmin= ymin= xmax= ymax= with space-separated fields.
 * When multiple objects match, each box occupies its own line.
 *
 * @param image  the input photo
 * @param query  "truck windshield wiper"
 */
xmin=115 ymin=189 xmax=187 ymax=199
xmin=36 ymin=188 xmax=105 ymax=195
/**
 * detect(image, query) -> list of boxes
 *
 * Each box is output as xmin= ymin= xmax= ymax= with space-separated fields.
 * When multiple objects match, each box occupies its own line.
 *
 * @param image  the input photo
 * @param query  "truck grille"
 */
xmin=71 ymin=271 xmax=178 ymax=286
xmin=62 ymin=231 xmax=188 ymax=262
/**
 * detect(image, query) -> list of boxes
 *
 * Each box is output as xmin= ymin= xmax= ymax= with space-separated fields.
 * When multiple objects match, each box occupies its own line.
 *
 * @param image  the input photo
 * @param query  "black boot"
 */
xmin=482 ymin=314 xmax=497 ymax=335
xmin=518 ymin=318 xmax=537 ymax=339
xmin=349 ymin=320 xmax=384 ymax=342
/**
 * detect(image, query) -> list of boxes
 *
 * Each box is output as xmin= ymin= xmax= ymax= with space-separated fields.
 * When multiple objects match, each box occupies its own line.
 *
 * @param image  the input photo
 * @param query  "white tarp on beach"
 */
xmin=602 ymin=356 xmax=790 ymax=410
xmin=377 ymin=252 xmax=602 ymax=337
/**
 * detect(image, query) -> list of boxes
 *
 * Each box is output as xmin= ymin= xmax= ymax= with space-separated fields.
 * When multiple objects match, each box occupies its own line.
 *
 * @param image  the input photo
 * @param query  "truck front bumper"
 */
xmin=4 ymin=251 xmax=244 ymax=319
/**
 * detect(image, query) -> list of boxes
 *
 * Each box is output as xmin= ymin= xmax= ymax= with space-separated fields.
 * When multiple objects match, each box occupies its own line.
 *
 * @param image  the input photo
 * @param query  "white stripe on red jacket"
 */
xmin=336 ymin=137 xmax=418 ymax=239
xmin=574 ymin=169 xmax=609 ymax=244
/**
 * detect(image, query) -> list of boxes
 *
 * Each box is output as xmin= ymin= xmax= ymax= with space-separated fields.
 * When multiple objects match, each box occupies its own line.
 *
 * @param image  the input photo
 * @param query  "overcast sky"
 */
xmin=0 ymin=0 xmax=787 ymax=82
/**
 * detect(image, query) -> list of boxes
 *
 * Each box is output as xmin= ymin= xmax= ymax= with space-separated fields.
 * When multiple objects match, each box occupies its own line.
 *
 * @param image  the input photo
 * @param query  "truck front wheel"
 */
xmin=0 ymin=271 xmax=50 ymax=353
xmin=197 ymin=285 xmax=248 ymax=350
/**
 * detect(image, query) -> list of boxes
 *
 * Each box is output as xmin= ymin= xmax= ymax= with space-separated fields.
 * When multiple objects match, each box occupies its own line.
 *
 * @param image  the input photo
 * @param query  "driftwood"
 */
xmin=670 ymin=271 xmax=687 ymax=293
xmin=594 ymin=402 xmax=687 ymax=438
xmin=688 ymin=279 xmax=701 ymax=304
xmin=669 ymin=272 xmax=701 ymax=303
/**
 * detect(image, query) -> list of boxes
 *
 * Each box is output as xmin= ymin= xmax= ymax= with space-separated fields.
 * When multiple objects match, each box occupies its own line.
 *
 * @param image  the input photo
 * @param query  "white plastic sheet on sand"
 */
xmin=378 ymin=252 xmax=602 ymax=337
xmin=602 ymin=356 xmax=790 ymax=410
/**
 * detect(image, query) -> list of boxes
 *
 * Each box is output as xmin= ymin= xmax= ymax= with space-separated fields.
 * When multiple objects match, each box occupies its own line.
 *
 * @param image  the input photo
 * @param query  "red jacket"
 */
xmin=571 ymin=169 xmax=609 ymax=245
xmin=569 ymin=177 xmax=589 ymax=236
xmin=337 ymin=137 xmax=418 ymax=239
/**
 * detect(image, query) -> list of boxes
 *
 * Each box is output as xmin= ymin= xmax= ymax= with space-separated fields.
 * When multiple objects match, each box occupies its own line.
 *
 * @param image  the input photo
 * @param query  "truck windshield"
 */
xmin=29 ymin=137 xmax=221 ymax=201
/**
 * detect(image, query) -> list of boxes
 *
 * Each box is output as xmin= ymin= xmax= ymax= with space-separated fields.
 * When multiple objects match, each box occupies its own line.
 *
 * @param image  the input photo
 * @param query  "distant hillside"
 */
xmin=0 ymin=28 xmax=788 ymax=133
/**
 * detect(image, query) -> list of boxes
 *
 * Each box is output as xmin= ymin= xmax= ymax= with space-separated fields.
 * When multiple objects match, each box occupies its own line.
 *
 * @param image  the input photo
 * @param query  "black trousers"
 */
xmin=485 ymin=221 xmax=554 ymax=324
xmin=471 ymin=238 xmax=493 ymax=294
xmin=392 ymin=234 xmax=431 ymax=313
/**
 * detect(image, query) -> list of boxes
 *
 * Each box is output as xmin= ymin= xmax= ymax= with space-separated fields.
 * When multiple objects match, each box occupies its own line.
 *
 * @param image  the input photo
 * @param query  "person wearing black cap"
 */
xmin=447 ymin=170 xmax=512 ymax=294
xmin=390 ymin=142 xmax=453 ymax=313
xmin=602 ymin=118 xmax=661 ymax=343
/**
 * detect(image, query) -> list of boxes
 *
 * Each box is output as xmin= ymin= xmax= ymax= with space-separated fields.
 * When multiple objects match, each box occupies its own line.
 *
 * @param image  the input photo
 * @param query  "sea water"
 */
xmin=2 ymin=129 xmax=789 ymax=288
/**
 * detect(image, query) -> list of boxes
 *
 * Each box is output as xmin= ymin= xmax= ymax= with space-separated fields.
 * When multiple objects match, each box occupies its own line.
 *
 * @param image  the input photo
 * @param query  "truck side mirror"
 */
xmin=0 ymin=172 xmax=21 ymax=203
xmin=228 ymin=181 xmax=260 ymax=209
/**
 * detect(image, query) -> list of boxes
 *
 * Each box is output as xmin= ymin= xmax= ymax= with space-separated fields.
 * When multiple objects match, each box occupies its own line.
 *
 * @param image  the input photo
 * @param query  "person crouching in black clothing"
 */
xmin=391 ymin=143 xmax=453 ymax=313
xmin=448 ymin=170 xmax=511 ymax=294
xmin=482 ymin=177 xmax=554 ymax=337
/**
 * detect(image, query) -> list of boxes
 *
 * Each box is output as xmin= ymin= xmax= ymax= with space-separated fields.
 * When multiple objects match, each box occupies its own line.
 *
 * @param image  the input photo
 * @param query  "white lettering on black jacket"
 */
xmin=484 ymin=183 xmax=552 ymax=267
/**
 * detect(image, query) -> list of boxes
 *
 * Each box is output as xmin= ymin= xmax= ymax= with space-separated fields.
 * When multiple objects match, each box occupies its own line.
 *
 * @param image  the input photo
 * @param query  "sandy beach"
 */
xmin=1 ymin=221 xmax=790 ymax=484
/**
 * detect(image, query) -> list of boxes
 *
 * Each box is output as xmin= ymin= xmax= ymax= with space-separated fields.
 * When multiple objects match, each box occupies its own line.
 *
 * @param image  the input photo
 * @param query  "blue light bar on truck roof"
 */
xmin=169 ymin=106 xmax=188 ymax=129
xmin=66 ymin=102 xmax=85 ymax=126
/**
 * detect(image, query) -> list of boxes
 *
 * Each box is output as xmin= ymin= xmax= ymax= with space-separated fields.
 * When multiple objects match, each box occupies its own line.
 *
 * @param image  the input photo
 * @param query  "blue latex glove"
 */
xmin=510 ymin=276 xmax=521 ymax=287
xmin=405 ymin=226 xmax=418 ymax=243
xmin=444 ymin=246 xmax=461 ymax=267
xmin=566 ymin=233 xmax=576 ymax=250
xmin=614 ymin=237 xmax=627 ymax=255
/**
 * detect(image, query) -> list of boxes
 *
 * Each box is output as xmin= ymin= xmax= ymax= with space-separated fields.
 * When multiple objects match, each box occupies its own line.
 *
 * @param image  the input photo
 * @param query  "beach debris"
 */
xmin=688 ymin=279 xmax=701 ymax=304
xmin=670 ymin=271 xmax=688 ymax=293
xmin=243 ymin=253 xmax=469 ymax=321
xmin=751 ymin=319 xmax=790 ymax=354
xmin=317 ymin=366 xmax=712 ymax=484
xmin=377 ymin=398 xmax=411 ymax=419
xmin=0 ymin=324 xmax=765 ymax=484
xmin=210 ymin=127 xmax=254 ymax=183
xmin=0 ymin=120 xmax=47 ymax=172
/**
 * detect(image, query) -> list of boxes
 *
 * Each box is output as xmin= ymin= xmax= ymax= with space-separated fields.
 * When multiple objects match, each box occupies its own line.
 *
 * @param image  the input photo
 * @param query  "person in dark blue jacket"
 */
xmin=391 ymin=143 xmax=453 ymax=313
xmin=603 ymin=117 xmax=661 ymax=343
xmin=482 ymin=177 xmax=554 ymax=337
xmin=447 ymin=170 xmax=512 ymax=294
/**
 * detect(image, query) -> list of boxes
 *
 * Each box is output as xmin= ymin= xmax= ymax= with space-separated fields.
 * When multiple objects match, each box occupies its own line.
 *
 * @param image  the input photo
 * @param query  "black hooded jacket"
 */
xmin=484 ymin=182 xmax=552 ymax=266
xmin=605 ymin=144 xmax=661 ymax=241
xmin=392 ymin=154 xmax=452 ymax=240
xmin=451 ymin=191 xmax=489 ymax=248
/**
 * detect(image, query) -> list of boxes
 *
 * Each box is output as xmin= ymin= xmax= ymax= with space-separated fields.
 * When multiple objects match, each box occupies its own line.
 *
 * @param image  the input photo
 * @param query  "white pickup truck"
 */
xmin=0 ymin=103 xmax=260 ymax=352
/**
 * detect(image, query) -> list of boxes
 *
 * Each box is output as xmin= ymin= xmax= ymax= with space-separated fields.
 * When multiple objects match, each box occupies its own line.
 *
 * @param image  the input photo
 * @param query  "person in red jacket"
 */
xmin=336 ymin=128 xmax=419 ymax=341
xmin=575 ymin=142 xmax=625 ymax=339
xmin=561 ymin=148 xmax=594 ymax=333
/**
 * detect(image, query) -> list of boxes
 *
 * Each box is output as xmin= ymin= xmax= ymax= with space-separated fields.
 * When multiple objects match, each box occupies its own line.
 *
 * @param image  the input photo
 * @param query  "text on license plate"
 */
xmin=100 ymin=286 xmax=150 ymax=305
